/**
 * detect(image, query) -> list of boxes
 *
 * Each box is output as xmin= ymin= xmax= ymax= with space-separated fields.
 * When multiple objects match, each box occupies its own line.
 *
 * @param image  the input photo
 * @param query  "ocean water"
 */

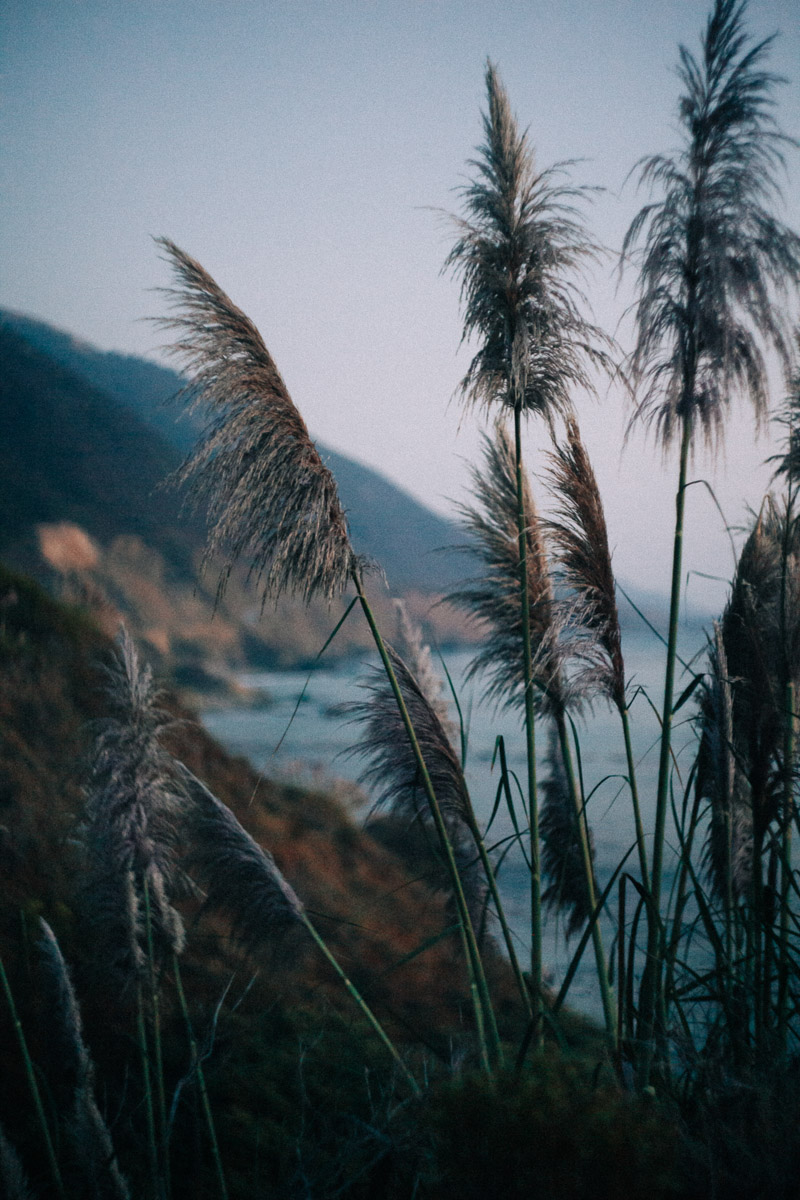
xmin=202 ymin=623 xmax=708 ymax=1022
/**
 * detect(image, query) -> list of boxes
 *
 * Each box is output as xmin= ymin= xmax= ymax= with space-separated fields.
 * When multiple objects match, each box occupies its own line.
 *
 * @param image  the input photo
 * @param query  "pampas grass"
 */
xmin=82 ymin=628 xmax=185 ymax=984
xmin=153 ymin=237 xmax=489 ymax=1067
xmin=176 ymin=762 xmax=304 ymax=957
xmin=175 ymin=762 xmax=421 ymax=1095
xmin=540 ymin=725 xmax=595 ymax=939
xmin=622 ymin=0 xmax=800 ymax=1077
xmin=155 ymin=238 xmax=358 ymax=606
xmin=451 ymin=422 xmax=566 ymax=717
xmin=445 ymin=62 xmax=611 ymax=421
xmin=545 ymin=416 xmax=649 ymax=889
xmin=545 ymin=417 xmax=624 ymax=710
xmin=38 ymin=921 xmax=131 ymax=1200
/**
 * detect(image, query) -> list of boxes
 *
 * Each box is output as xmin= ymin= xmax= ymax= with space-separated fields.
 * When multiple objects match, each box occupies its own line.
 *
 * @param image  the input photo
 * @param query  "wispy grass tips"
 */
xmin=82 ymin=629 xmax=185 ymax=985
xmin=38 ymin=922 xmax=131 ymax=1200
xmin=540 ymin=723 xmax=595 ymax=938
xmin=176 ymin=763 xmax=303 ymax=959
xmin=445 ymin=62 xmax=612 ymax=421
xmin=450 ymin=421 xmax=569 ymax=717
xmin=154 ymin=238 xmax=359 ymax=605
xmin=545 ymin=416 xmax=625 ymax=711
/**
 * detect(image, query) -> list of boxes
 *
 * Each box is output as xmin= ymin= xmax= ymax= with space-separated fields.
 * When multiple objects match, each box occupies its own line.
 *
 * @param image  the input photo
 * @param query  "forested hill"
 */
xmin=0 ymin=310 xmax=467 ymax=594
xmin=0 ymin=323 xmax=197 ymax=574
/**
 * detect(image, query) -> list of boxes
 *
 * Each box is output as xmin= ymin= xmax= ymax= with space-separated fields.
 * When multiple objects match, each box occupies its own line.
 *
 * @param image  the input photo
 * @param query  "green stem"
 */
xmin=136 ymin=976 xmax=161 ymax=1199
xmin=778 ymin=679 xmax=794 ymax=1052
xmin=513 ymin=404 xmax=542 ymax=1049
xmin=555 ymin=713 xmax=617 ymax=1051
xmin=778 ymin=484 xmax=795 ymax=1054
xmin=466 ymin=815 xmax=532 ymax=1022
xmin=620 ymin=704 xmax=649 ymax=892
xmin=354 ymin=574 xmax=502 ymax=1069
xmin=752 ymin=827 xmax=765 ymax=1053
xmin=300 ymin=912 xmax=421 ymax=1096
xmin=0 ymin=955 xmax=66 ymax=1199
xmin=639 ymin=414 xmax=691 ymax=1082
xmin=172 ymin=956 xmax=229 ymax=1200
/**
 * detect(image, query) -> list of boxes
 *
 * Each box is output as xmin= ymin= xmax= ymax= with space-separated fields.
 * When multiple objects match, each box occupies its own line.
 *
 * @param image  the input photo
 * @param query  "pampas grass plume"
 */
xmin=155 ymin=238 xmax=359 ymax=606
xmin=176 ymin=763 xmax=303 ymax=959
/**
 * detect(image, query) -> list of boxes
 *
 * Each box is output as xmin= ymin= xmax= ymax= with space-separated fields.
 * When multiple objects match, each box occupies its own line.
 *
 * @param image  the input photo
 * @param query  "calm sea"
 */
xmin=202 ymin=623 xmax=709 ymax=1021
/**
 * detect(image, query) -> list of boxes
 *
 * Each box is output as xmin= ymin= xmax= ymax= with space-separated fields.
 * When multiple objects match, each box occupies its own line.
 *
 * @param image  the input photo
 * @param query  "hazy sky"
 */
xmin=3 ymin=0 xmax=799 ymax=610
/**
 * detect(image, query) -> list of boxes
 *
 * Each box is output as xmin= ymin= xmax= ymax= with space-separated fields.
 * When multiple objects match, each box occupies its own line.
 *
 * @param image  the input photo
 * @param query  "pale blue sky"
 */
xmin=2 ymin=0 xmax=799 ymax=607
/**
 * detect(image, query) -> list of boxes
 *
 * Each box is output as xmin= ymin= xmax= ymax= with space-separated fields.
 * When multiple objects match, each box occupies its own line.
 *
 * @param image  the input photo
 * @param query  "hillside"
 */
xmin=0 ymin=309 xmax=468 ymax=594
xmin=0 ymin=564 xmax=519 ymax=1196
xmin=0 ymin=323 xmax=197 ymax=573
xmin=0 ymin=318 xmax=478 ymax=677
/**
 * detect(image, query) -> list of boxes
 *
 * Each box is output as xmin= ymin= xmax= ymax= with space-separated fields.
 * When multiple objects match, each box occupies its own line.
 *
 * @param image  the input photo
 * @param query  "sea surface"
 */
xmin=202 ymin=623 xmax=709 ymax=1022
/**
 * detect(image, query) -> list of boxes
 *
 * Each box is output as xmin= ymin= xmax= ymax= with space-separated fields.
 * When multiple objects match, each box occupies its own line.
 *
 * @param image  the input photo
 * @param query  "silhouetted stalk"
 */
xmin=778 ymin=475 xmax=796 ymax=1052
xmin=554 ymin=712 xmax=617 ymax=1050
xmin=353 ymin=572 xmax=502 ymax=1069
xmin=514 ymin=404 xmax=542 ymax=1047
xmin=172 ymin=955 xmax=228 ymax=1200
xmin=639 ymin=413 xmax=691 ymax=1081
xmin=136 ymin=976 xmax=161 ymax=1199
xmin=752 ymin=827 xmax=765 ymax=1051
xmin=0 ymin=955 xmax=65 ymax=1199
xmin=620 ymin=705 xmax=649 ymax=891
xmin=465 ymin=813 xmax=533 ymax=1021
xmin=617 ymin=876 xmax=627 ymax=1066
xmin=144 ymin=879 xmax=170 ymax=1199
xmin=299 ymin=911 xmax=422 ymax=1096
xmin=456 ymin=919 xmax=490 ymax=1075
xmin=778 ymin=681 xmax=794 ymax=1051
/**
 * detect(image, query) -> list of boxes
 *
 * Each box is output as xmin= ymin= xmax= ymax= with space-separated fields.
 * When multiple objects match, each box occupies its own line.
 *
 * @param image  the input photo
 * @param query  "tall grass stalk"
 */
xmin=544 ymin=416 xmax=649 ymax=891
xmin=352 ymin=576 xmax=502 ymax=1069
xmin=177 ymin=761 xmax=423 ymax=1096
xmin=361 ymin=601 xmax=531 ymax=1024
xmin=0 ymin=955 xmax=66 ymax=1199
xmin=37 ymin=920 xmax=131 ymax=1199
xmin=623 ymin=0 xmax=800 ymax=1076
xmin=773 ymin=352 xmax=800 ymax=1051
xmin=171 ymin=956 xmax=228 ymax=1199
xmin=136 ymin=977 xmax=161 ymax=1200
xmin=156 ymin=239 xmax=499 ymax=1068
xmin=514 ymin=405 xmax=544 ymax=1041
xmin=143 ymin=879 xmax=170 ymax=1199
xmin=445 ymin=64 xmax=612 ymax=1043
xmin=555 ymin=715 xmax=617 ymax=1049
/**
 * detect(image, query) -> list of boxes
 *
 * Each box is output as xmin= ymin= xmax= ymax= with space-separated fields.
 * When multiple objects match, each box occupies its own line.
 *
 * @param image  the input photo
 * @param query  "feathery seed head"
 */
xmin=347 ymin=645 xmax=470 ymax=828
xmin=623 ymin=0 xmax=800 ymax=451
xmin=37 ymin=922 xmax=131 ymax=1200
xmin=393 ymin=599 xmax=452 ymax=733
xmin=177 ymin=764 xmax=303 ymax=960
xmin=38 ymin=920 xmax=94 ymax=1095
xmin=446 ymin=62 xmax=612 ymax=419
xmin=155 ymin=238 xmax=358 ymax=605
xmin=698 ymin=500 xmax=800 ymax=893
xmin=82 ymin=629 xmax=185 ymax=985
xmin=697 ymin=624 xmax=754 ymax=900
xmin=545 ymin=417 xmax=625 ymax=709
xmin=770 ymin=330 xmax=800 ymax=487
xmin=540 ymin=724 xmax=595 ymax=938
xmin=449 ymin=421 xmax=569 ymax=716
xmin=346 ymin=633 xmax=487 ymax=920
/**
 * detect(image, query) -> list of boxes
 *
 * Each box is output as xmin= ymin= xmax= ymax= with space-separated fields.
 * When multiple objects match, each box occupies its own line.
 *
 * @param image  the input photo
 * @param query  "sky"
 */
xmin=2 ymin=0 xmax=799 ymax=613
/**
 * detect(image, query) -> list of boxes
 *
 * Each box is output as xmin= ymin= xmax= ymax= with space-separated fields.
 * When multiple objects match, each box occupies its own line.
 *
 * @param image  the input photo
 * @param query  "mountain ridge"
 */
xmin=0 ymin=308 xmax=467 ymax=595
